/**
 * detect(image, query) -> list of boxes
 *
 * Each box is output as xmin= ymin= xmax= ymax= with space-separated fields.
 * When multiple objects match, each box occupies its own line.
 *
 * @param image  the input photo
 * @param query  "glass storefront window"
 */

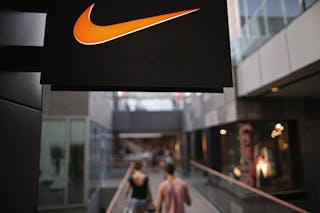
xmin=251 ymin=122 xmax=293 ymax=191
xmin=220 ymin=125 xmax=240 ymax=178
xmin=38 ymin=120 xmax=67 ymax=206
xmin=220 ymin=121 xmax=296 ymax=192
xmin=38 ymin=117 xmax=86 ymax=207
xmin=89 ymin=121 xmax=112 ymax=197
xmin=68 ymin=119 xmax=85 ymax=204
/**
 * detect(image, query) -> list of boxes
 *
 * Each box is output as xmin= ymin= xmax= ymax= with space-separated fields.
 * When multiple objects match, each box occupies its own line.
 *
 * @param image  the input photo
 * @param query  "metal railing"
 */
xmin=105 ymin=162 xmax=134 ymax=213
xmin=190 ymin=160 xmax=309 ymax=213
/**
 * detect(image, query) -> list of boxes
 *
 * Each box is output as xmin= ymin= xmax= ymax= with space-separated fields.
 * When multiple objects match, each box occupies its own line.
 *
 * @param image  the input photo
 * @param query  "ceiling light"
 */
xmin=271 ymin=87 xmax=279 ymax=93
xmin=117 ymin=91 xmax=125 ymax=97
xmin=275 ymin=123 xmax=284 ymax=131
xmin=220 ymin=129 xmax=227 ymax=135
xmin=233 ymin=166 xmax=242 ymax=177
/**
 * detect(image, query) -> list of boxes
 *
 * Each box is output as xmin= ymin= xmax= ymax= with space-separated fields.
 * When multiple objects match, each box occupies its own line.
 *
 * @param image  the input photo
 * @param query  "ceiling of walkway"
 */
xmin=248 ymin=60 xmax=320 ymax=98
xmin=266 ymin=71 xmax=320 ymax=98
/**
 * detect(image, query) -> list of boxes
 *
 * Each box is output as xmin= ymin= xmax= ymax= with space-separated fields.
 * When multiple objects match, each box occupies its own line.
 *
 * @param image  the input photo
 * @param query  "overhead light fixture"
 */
xmin=275 ymin=123 xmax=284 ymax=131
xmin=233 ymin=166 xmax=242 ymax=177
xmin=184 ymin=92 xmax=191 ymax=97
xmin=196 ymin=93 xmax=202 ymax=96
xmin=220 ymin=129 xmax=227 ymax=135
xmin=271 ymin=87 xmax=279 ymax=93
xmin=117 ymin=91 xmax=125 ymax=97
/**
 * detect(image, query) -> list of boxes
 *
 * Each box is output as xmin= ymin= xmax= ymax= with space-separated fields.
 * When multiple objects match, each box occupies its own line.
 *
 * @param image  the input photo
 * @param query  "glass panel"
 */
xmin=305 ymin=0 xmax=317 ymax=8
xmin=265 ymin=0 xmax=286 ymax=35
xmin=38 ymin=119 xmax=67 ymax=206
xmin=116 ymin=92 xmax=184 ymax=111
xmin=89 ymin=121 xmax=100 ymax=197
xmin=68 ymin=119 xmax=85 ymax=204
xmin=284 ymin=0 xmax=303 ymax=24
xmin=238 ymin=0 xmax=247 ymax=26
xmin=190 ymin=166 xmax=296 ymax=213
xmin=253 ymin=122 xmax=293 ymax=191
xmin=231 ymin=0 xmax=318 ymax=64
xmin=247 ymin=0 xmax=265 ymax=16
xmin=89 ymin=120 xmax=113 ymax=198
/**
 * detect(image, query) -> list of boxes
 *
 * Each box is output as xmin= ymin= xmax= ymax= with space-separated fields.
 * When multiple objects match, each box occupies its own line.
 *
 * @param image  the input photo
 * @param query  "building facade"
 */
xmin=182 ymin=1 xmax=320 ymax=212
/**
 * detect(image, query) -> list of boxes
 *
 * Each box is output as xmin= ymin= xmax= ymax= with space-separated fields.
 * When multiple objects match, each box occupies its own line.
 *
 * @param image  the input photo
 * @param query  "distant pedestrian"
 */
xmin=156 ymin=163 xmax=191 ymax=213
xmin=159 ymin=150 xmax=174 ymax=168
xmin=151 ymin=149 xmax=159 ymax=171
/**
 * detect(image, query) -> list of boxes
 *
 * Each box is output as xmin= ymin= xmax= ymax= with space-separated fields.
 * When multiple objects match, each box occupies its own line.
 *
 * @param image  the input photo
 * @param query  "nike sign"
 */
xmin=73 ymin=3 xmax=199 ymax=45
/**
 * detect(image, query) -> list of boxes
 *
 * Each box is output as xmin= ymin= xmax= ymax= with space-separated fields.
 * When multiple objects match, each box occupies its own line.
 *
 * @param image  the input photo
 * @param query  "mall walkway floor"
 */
xmin=109 ymin=169 xmax=218 ymax=213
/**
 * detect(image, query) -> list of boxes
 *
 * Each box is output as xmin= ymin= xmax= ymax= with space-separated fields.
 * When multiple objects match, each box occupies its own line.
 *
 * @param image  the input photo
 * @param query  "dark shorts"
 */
xmin=130 ymin=198 xmax=147 ymax=211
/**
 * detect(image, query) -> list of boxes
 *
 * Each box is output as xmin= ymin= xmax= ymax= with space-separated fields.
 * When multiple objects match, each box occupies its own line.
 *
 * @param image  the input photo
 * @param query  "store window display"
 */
xmin=220 ymin=121 xmax=296 ymax=192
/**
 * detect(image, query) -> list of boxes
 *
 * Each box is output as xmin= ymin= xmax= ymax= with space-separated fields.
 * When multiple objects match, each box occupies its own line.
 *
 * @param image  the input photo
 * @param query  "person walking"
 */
xmin=125 ymin=161 xmax=153 ymax=213
xmin=159 ymin=150 xmax=174 ymax=169
xmin=156 ymin=163 xmax=191 ymax=213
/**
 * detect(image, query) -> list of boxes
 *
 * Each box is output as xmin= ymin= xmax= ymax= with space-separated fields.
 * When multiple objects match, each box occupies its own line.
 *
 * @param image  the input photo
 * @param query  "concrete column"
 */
xmin=210 ymin=128 xmax=222 ymax=172
xmin=205 ymin=129 xmax=214 ymax=168
xmin=0 ymin=72 xmax=42 ymax=212
xmin=193 ymin=131 xmax=203 ymax=162
xmin=182 ymin=133 xmax=191 ymax=175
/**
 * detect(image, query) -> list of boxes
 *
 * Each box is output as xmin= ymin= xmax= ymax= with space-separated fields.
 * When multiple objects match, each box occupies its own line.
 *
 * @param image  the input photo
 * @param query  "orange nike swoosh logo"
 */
xmin=73 ymin=3 xmax=199 ymax=45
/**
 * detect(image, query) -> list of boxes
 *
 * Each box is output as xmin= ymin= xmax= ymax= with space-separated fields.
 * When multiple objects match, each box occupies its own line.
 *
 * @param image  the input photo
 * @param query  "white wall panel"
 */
xmin=89 ymin=92 xmax=114 ymax=129
xmin=287 ymin=1 xmax=320 ymax=71
xmin=260 ymin=31 xmax=291 ymax=85
xmin=236 ymin=52 xmax=261 ymax=96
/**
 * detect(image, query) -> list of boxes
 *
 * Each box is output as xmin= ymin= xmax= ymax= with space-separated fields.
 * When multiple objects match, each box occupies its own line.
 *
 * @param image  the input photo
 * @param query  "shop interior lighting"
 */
xmin=271 ymin=123 xmax=284 ymax=138
xmin=257 ymin=161 xmax=268 ymax=178
xmin=233 ymin=166 xmax=242 ymax=177
xmin=220 ymin=129 xmax=227 ymax=135
xmin=175 ymin=143 xmax=180 ymax=153
xmin=275 ymin=123 xmax=284 ymax=131
xmin=271 ymin=87 xmax=279 ymax=93
xmin=196 ymin=93 xmax=202 ymax=96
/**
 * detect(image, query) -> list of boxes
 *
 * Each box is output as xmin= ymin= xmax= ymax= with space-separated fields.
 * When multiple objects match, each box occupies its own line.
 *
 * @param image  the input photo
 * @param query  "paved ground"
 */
xmin=110 ymin=168 xmax=218 ymax=213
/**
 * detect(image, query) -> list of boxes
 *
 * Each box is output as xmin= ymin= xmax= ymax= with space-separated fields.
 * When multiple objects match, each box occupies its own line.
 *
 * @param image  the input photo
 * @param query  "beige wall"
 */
xmin=227 ymin=0 xmax=241 ymax=39
xmin=89 ymin=92 xmax=114 ymax=128
xmin=42 ymin=85 xmax=89 ymax=115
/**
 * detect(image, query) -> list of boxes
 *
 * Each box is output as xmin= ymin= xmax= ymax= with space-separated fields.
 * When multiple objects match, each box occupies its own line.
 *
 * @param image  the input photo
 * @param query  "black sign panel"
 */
xmin=41 ymin=0 xmax=232 ymax=92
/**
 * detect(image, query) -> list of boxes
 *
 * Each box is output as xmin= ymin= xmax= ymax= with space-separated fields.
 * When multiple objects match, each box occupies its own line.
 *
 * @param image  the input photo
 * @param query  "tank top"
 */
xmin=164 ymin=178 xmax=185 ymax=213
xmin=129 ymin=176 xmax=148 ymax=199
